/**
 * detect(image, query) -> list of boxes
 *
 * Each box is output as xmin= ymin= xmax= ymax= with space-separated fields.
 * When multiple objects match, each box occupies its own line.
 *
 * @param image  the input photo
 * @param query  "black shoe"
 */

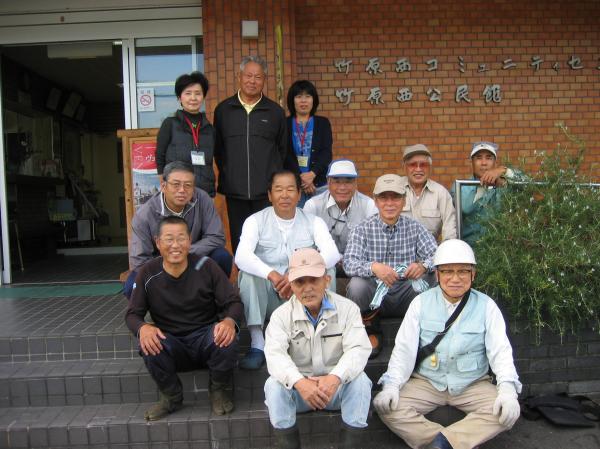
xmin=424 ymin=432 xmax=453 ymax=449
xmin=274 ymin=424 xmax=301 ymax=449
xmin=338 ymin=422 xmax=366 ymax=449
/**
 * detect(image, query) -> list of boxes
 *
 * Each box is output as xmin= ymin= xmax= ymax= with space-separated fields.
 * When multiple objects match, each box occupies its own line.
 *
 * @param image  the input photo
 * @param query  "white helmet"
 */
xmin=433 ymin=239 xmax=476 ymax=266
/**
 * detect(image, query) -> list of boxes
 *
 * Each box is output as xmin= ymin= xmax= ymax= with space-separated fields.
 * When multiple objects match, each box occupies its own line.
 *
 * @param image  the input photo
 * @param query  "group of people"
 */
xmin=123 ymin=54 xmax=522 ymax=449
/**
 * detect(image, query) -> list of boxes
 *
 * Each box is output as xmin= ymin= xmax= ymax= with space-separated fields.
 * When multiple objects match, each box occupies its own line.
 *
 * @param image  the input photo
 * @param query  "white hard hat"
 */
xmin=433 ymin=239 xmax=476 ymax=266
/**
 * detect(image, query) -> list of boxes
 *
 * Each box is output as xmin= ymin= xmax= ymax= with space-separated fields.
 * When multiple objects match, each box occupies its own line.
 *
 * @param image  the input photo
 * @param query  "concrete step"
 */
xmin=0 ymin=400 xmax=400 ymax=449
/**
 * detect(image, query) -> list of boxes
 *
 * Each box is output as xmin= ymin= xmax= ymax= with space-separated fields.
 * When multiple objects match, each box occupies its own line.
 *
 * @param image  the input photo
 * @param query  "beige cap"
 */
xmin=373 ymin=174 xmax=406 ymax=196
xmin=403 ymin=144 xmax=432 ymax=161
xmin=288 ymin=248 xmax=327 ymax=282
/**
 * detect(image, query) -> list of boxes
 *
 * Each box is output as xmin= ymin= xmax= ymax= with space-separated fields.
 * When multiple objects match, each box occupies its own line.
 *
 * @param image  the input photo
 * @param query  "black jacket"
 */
xmin=285 ymin=115 xmax=333 ymax=188
xmin=213 ymin=94 xmax=287 ymax=200
xmin=156 ymin=110 xmax=216 ymax=197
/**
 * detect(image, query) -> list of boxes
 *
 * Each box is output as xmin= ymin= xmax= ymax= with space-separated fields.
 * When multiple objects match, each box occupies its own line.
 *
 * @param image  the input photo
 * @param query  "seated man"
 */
xmin=373 ymin=239 xmax=521 ymax=449
xmin=124 ymin=161 xmax=232 ymax=298
xmin=125 ymin=216 xmax=244 ymax=420
xmin=452 ymin=141 xmax=521 ymax=246
xmin=303 ymin=159 xmax=378 ymax=274
xmin=264 ymin=248 xmax=372 ymax=449
xmin=235 ymin=170 xmax=340 ymax=370
xmin=344 ymin=174 xmax=437 ymax=354
xmin=399 ymin=144 xmax=457 ymax=241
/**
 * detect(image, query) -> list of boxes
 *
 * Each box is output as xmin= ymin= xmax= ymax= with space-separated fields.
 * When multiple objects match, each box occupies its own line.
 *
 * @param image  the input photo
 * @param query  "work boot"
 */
xmin=209 ymin=373 xmax=234 ymax=415
xmin=424 ymin=432 xmax=454 ymax=449
xmin=338 ymin=422 xmax=366 ymax=449
xmin=144 ymin=389 xmax=183 ymax=421
xmin=274 ymin=425 xmax=301 ymax=449
xmin=362 ymin=309 xmax=383 ymax=359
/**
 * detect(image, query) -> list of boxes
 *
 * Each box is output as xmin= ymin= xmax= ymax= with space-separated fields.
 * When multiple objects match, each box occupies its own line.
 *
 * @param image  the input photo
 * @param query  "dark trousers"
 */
xmin=123 ymin=246 xmax=233 ymax=299
xmin=226 ymin=197 xmax=271 ymax=254
xmin=141 ymin=324 xmax=238 ymax=394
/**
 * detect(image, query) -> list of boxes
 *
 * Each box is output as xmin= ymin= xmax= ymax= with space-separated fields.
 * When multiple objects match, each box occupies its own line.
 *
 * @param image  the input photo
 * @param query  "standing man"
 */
xmin=213 ymin=55 xmax=288 ymax=253
xmin=303 ymin=159 xmax=378 ymax=265
xmin=124 ymin=161 xmax=232 ymax=298
xmin=344 ymin=174 xmax=437 ymax=355
xmin=400 ymin=144 xmax=457 ymax=241
xmin=125 ymin=216 xmax=244 ymax=419
xmin=264 ymin=248 xmax=372 ymax=449
xmin=452 ymin=141 xmax=521 ymax=246
xmin=373 ymin=239 xmax=521 ymax=449
xmin=235 ymin=170 xmax=340 ymax=370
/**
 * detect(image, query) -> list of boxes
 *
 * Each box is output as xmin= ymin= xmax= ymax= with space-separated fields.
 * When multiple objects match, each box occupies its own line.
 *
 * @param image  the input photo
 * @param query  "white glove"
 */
xmin=492 ymin=382 xmax=520 ymax=427
xmin=373 ymin=384 xmax=400 ymax=415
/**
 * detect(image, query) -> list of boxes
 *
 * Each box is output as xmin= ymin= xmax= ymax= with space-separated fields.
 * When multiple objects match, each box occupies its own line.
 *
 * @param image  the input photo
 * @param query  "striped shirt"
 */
xmin=343 ymin=214 xmax=437 ymax=278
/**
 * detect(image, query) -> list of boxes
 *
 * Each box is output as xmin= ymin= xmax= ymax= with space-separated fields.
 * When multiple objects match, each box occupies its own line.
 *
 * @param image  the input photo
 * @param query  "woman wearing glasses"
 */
xmin=399 ymin=144 xmax=457 ymax=241
xmin=156 ymin=72 xmax=216 ymax=197
xmin=285 ymin=80 xmax=333 ymax=206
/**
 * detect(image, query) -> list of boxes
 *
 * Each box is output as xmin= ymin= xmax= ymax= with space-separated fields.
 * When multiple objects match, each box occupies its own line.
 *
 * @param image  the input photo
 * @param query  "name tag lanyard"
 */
xmin=294 ymin=118 xmax=310 ymax=155
xmin=183 ymin=115 xmax=202 ymax=149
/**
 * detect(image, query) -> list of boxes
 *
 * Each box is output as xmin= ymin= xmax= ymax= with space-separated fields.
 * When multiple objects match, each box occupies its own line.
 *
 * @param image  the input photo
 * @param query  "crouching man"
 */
xmin=264 ymin=248 xmax=372 ymax=449
xmin=125 ymin=216 xmax=244 ymax=420
xmin=373 ymin=239 xmax=521 ymax=449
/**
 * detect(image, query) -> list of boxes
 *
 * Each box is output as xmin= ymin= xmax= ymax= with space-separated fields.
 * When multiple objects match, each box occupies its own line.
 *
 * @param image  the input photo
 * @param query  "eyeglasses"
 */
xmin=160 ymin=237 xmax=189 ymax=246
xmin=406 ymin=161 xmax=430 ymax=170
xmin=166 ymin=181 xmax=194 ymax=191
xmin=438 ymin=269 xmax=472 ymax=279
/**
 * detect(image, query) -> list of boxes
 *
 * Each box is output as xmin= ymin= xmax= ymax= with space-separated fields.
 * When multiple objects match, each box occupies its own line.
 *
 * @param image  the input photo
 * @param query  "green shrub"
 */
xmin=474 ymin=124 xmax=600 ymax=340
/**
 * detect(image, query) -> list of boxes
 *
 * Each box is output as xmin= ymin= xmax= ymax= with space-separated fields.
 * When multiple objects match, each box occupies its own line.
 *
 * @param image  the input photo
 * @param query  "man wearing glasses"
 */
xmin=123 ymin=161 xmax=232 ymax=298
xmin=373 ymin=239 xmax=521 ymax=449
xmin=303 ymin=159 xmax=378 ymax=274
xmin=399 ymin=144 xmax=457 ymax=241
xmin=126 ymin=216 xmax=243 ymax=420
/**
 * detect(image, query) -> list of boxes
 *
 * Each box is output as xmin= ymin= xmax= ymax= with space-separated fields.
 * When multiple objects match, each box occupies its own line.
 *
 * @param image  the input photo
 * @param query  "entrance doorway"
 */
xmin=1 ymin=41 xmax=128 ymax=284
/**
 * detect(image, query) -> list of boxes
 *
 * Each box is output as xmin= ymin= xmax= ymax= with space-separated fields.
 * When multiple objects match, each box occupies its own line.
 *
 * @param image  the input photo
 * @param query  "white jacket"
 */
xmin=265 ymin=290 xmax=371 ymax=389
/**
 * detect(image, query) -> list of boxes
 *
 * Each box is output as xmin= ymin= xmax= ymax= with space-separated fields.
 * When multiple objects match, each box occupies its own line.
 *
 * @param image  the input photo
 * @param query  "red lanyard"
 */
xmin=294 ymin=118 xmax=309 ymax=152
xmin=183 ymin=115 xmax=201 ymax=148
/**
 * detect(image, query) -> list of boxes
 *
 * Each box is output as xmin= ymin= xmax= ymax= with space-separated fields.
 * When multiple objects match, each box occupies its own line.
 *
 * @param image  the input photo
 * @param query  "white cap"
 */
xmin=327 ymin=159 xmax=358 ymax=178
xmin=433 ymin=239 xmax=476 ymax=266
xmin=470 ymin=141 xmax=498 ymax=158
xmin=373 ymin=174 xmax=406 ymax=196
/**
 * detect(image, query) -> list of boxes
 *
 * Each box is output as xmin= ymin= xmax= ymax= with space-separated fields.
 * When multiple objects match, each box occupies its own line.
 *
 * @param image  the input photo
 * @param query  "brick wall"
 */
xmin=293 ymin=0 xmax=600 ymax=192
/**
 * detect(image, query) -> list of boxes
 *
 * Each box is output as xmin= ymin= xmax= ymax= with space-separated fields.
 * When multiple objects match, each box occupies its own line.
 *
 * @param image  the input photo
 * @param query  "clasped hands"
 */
xmin=371 ymin=262 xmax=426 ymax=287
xmin=294 ymin=374 xmax=341 ymax=410
xmin=268 ymin=270 xmax=293 ymax=300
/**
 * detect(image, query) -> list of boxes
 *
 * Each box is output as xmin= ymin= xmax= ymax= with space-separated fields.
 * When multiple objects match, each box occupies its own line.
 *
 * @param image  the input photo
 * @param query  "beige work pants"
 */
xmin=378 ymin=376 xmax=509 ymax=449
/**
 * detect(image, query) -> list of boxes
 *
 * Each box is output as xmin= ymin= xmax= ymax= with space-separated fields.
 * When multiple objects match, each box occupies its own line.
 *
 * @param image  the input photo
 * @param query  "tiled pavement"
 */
xmin=0 ymin=292 xmax=598 ymax=448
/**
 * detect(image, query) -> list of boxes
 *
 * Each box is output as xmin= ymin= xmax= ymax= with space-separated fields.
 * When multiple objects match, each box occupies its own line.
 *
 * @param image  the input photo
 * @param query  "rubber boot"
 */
xmin=274 ymin=424 xmax=301 ymax=449
xmin=209 ymin=371 xmax=235 ymax=415
xmin=144 ymin=388 xmax=183 ymax=421
xmin=338 ymin=422 xmax=366 ymax=449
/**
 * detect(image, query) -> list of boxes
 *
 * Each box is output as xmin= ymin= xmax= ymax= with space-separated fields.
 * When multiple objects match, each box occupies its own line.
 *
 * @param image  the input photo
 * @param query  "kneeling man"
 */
xmin=373 ymin=239 xmax=521 ymax=449
xmin=125 ymin=216 xmax=243 ymax=420
xmin=264 ymin=248 xmax=372 ymax=449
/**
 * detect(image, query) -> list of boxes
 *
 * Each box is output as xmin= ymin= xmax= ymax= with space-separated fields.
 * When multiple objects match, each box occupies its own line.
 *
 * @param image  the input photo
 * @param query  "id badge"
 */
xmin=191 ymin=151 xmax=206 ymax=166
xmin=297 ymin=156 xmax=309 ymax=168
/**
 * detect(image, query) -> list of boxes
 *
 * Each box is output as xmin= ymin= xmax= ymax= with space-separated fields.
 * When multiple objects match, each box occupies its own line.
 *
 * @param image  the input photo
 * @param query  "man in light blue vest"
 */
xmin=373 ymin=239 xmax=521 ymax=449
xmin=235 ymin=170 xmax=341 ymax=370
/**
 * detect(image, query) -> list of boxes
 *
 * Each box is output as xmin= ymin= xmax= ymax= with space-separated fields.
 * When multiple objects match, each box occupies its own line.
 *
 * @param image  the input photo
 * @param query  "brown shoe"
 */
xmin=210 ymin=377 xmax=235 ymax=415
xmin=144 ymin=391 xmax=183 ymax=421
xmin=368 ymin=333 xmax=383 ymax=359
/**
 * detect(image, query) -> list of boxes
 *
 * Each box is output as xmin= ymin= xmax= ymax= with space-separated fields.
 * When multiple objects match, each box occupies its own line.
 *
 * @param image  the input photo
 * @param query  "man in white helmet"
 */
xmin=373 ymin=239 xmax=521 ymax=449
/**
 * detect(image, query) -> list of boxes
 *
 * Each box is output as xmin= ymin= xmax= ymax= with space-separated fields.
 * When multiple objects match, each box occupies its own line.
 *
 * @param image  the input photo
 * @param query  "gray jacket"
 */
xmin=128 ymin=188 xmax=225 ymax=270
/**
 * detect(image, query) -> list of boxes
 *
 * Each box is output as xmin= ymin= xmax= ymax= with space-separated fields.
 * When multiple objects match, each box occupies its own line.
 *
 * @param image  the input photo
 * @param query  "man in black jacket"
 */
xmin=125 ymin=216 xmax=244 ymax=420
xmin=213 ymin=55 xmax=288 ymax=253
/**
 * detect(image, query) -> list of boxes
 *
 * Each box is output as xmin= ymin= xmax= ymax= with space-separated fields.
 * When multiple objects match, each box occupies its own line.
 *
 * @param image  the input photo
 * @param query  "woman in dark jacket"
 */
xmin=156 ymin=72 xmax=216 ymax=197
xmin=285 ymin=80 xmax=333 ymax=205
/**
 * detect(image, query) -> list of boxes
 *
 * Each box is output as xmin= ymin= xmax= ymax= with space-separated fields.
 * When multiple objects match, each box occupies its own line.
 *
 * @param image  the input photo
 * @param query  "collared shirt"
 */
xmin=343 ymin=214 xmax=437 ymax=278
xmin=303 ymin=190 xmax=378 ymax=254
xmin=400 ymin=177 xmax=457 ymax=241
xmin=304 ymin=295 xmax=335 ymax=327
xmin=378 ymin=287 xmax=522 ymax=394
xmin=237 ymin=91 xmax=263 ymax=114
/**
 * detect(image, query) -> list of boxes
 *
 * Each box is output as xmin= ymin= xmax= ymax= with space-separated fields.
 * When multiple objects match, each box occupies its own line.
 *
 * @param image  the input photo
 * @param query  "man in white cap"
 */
xmin=264 ymin=248 xmax=372 ymax=449
xmin=373 ymin=239 xmax=521 ymax=449
xmin=452 ymin=141 xmax=520 ymax=246
xmin=303 ymin=159 xmax=378 ymax=266
xmin=344 ymin=174 xmax=437 ymax=356
xmin=400 ymin=144 xmax=456 ymax=241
